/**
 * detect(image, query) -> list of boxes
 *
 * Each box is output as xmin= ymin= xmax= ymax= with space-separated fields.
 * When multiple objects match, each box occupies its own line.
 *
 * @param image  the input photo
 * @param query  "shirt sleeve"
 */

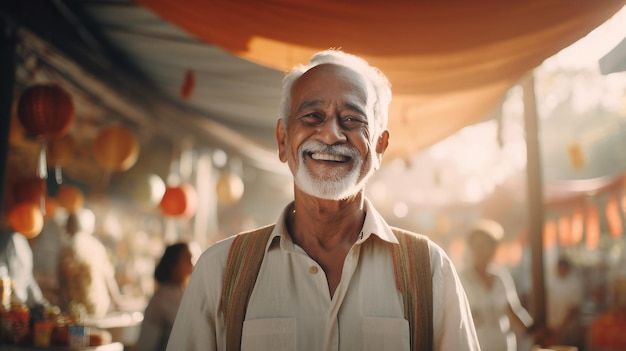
xmin=166 ymin=239 xmax=232 ymax=351
xmin=430 ymin=242 xmax=481 ymax=351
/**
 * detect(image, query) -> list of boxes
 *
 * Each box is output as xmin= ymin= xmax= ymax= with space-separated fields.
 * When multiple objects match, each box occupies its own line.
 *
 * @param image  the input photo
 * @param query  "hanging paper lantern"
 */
xmin=17 ymin=84 xmax=75 ymax=139
xmin=56 ymin=184 xmax=85 ymax=214
xmin=92 ymin=125 xmax=139 ymax=172
xmin=128 ymin=174 xmax=165 ymax=209
xmin=8 ymin=203 xmax=44 ymax=239
xmin=216 ymin=173 xmax=244 ymax=206
xmin=159 ymin=183 xmax=197 ymax=218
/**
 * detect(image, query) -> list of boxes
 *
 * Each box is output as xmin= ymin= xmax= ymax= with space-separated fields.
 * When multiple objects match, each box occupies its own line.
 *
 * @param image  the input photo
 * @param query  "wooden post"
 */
xmin=522 ymin=71 xmax=546 ymax=328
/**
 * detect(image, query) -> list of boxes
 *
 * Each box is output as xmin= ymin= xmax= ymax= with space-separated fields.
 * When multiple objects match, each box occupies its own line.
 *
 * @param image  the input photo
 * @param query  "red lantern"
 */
xmin=92 ymin=125 xmax=139 ymax=172
xmin=159 ymin=183 xmax=197 ymax=218
xmin=56 ymin=184 xmax=85 ymax=214
xmin=8 ymin=203 xmax=44 ymax=239
xmin=17 ymin=84 xmax=75 ymax=139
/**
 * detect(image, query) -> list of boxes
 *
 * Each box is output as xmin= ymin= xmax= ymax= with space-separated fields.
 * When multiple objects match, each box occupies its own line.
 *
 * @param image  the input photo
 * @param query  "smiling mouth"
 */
xmin=308 ymin=152 xmax=350 ymax=162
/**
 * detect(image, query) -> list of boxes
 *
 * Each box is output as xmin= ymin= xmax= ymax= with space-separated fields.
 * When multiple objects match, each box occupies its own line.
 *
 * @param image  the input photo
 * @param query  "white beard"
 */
xmin=294 ymin=141 xmax=372 ymax=200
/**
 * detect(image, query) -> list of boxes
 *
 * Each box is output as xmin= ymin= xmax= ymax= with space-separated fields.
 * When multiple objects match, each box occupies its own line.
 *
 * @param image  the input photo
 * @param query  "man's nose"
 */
xmin=317 ymin=118 xmax=346 ymax=144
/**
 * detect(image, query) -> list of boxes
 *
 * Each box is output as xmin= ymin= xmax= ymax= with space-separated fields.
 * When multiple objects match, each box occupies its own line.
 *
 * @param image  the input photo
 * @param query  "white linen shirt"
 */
xmin=167 ymin=199 xmax=479 ymax=351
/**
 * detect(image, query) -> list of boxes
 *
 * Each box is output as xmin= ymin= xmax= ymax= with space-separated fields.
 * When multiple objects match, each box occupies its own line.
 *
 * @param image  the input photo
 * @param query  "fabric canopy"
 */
xmin=134 ymin=0 xmax=626 ymax=160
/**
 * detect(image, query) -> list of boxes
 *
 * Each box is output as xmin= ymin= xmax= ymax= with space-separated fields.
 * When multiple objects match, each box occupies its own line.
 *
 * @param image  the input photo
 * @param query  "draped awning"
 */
xmin=135 ymin=0 xmax=626 ymax=160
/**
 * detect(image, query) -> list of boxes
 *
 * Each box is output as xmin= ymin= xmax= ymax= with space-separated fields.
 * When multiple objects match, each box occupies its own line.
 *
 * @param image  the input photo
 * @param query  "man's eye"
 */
xmin=342 ymin=116 xmax=366 ymax=127
xmin=301 ymin=113 xmax=322 ymax=124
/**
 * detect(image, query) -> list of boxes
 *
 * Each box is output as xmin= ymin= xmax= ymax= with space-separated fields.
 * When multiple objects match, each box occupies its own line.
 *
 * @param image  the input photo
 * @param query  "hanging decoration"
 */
xmin=216 ymin=172 xmax=244 ymax=206
xmin=16 ymin=83 xmax=75 ymax=192
xmin=585 ymin=204 xmax=600 ymax=249
xmin=47 ymin=134 xmax=76 ymax=184
xmin=56 ymin=184 xmax=85 ymax=214
xmin=605 ymin=196 xmax=623 ymax=238
xmin=131 ymin=173 xmax=166 ymax=210
xmin=92 ymin=125 xmax=139 ymax=172
xmin=8 ymin=202 xmax=44 ymax=239
xmin=113 ymin=171 xmax=166 ymax=210
xmin=567 ymin=142 xmax=585 ymax=170
xmin=180 ymin=69 xmax=196 ymax=101
xmin=17 ymin=84 xmax=75 ymax=139
xmin=159 ymin=183 xmax=198 ymax=218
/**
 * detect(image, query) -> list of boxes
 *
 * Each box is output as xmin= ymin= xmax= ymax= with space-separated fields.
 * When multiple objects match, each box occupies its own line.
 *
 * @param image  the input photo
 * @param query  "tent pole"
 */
xmin=522 ymin=71 xmax=547 ymax=329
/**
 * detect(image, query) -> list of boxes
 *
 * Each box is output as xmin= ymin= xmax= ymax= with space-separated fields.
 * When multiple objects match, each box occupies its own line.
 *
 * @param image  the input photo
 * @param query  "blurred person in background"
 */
xmin=545 ymin=255 xmax=583 ymax=348
xmin=58 ymin=208 xmax=131 ymax=317
xmin=136 ymin=241 xmax=199 ymax=351
xmin=459 ymin=219 xmax=535 ymax=351
xmin=0 ymin=221 xmax=46 ymax=307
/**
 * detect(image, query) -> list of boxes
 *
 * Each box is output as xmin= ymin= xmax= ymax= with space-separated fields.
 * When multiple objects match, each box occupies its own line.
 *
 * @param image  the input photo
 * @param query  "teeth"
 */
xmin=311 ymin=152 xmax=347 ymax=162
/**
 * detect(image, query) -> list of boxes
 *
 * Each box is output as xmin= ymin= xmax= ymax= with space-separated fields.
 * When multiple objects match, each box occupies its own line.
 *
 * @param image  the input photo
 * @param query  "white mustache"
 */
xmin=300 ymin=141 xmax=359 ymax=160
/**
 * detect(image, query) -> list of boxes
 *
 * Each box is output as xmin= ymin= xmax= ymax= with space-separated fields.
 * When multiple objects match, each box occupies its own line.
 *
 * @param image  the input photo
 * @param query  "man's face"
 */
xmin=276 ymin=64 xmax=388 ymax=200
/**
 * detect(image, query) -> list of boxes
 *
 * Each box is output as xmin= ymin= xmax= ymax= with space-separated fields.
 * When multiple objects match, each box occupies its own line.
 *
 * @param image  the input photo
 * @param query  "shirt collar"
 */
xmin=269 ymin=198 xmax=399 ymax=252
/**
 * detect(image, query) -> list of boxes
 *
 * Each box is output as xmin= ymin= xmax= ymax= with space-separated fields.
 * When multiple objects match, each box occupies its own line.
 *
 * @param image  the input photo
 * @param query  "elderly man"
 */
xmin=166 ymin=49 xmax=479 ymax=351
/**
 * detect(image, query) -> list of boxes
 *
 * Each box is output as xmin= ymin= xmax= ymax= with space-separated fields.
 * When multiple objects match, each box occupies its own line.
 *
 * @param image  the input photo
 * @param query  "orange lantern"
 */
xmin=216 ymin=173 xmax=244 ymax=206
xmin=8 ymin=203 xmax=44 ymax=239
xmin=44 ymin=197 xmax=58 ymax=219
xmin=92 ymin=125 xmax=139 ymax=172
xmin=56 ymin=184 xmax=85 ymax=214
xmin=159 ymin=183 xmax=197 ymax=218
xmin=17 ymin=84 xmax=75 ymax=139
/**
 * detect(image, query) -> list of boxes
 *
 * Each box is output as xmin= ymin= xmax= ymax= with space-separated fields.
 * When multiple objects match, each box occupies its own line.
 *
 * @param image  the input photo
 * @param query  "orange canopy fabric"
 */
xmin=134 ymin=0 xmax=626 ymax=160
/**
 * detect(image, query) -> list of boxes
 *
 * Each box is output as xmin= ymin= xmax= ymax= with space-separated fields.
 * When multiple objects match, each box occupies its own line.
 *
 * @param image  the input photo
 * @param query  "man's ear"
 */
xmin=376 ymin=130 xmax=389 ymax=154
xmin=276 ymin=118 xmax=287 ymax=162
xmin=375 ymin=130 xmax=389 ymax=167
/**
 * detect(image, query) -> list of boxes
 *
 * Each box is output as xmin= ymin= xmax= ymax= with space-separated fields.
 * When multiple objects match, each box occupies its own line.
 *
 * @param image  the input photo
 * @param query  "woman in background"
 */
xmin=136 ymin=242 xmax=198 ymax=351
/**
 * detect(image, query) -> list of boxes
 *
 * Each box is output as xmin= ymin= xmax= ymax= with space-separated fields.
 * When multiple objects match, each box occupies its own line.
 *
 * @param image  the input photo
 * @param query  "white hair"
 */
xmin=279 ymin=49 xmax=391 ymax=140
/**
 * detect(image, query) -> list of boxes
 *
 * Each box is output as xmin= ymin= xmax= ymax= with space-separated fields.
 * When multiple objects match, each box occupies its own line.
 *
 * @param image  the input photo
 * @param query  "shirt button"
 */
xmin=309 ymin=266 xmax=319 ymax=274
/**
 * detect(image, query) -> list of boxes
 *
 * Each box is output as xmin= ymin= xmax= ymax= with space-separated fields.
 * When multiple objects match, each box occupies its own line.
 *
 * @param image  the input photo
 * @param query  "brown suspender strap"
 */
xmin=222 ymin=224 xmax=274 ymax=351
xmin=391 ymin=227 xmax=433 ymax=351
xmin=221 ymin=224 xmax=432 ymax=351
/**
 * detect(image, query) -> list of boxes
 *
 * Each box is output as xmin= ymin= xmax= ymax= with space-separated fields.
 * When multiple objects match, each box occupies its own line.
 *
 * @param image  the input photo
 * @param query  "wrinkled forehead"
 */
xmin=292 ymin=63 xmax=372 ymax=101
